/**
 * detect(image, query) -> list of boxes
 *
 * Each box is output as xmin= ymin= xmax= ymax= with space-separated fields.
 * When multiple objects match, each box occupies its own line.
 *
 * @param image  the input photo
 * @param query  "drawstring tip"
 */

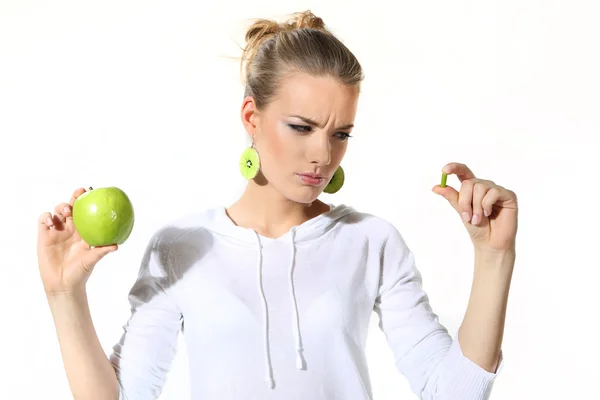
xmin=296 ymin=352 xmax=304 ymax=370
xmin=266 ymin=377 xmax=275 ymax=389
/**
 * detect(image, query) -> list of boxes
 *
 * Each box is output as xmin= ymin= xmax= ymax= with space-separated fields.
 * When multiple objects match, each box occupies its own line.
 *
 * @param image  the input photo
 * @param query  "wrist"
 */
xmin=46 ymin=287 xmax=87 ymax=305
xmin=474 ymin=247 xmax=516 ymax=274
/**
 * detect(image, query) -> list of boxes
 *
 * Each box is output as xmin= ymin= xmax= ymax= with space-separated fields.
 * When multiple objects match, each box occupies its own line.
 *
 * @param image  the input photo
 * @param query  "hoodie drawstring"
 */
xmin=288 ymin=227 xmax=305 ymax=370
xmin=254 ymin=231 xmax=275 ymax=389
xmin=253 ymin=227 xmax=304 ymax=390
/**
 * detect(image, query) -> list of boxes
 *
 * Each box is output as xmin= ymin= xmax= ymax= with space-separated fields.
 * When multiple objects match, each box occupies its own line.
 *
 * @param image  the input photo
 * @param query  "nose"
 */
xmin=309 ymin=133 xmax=331 ymax=167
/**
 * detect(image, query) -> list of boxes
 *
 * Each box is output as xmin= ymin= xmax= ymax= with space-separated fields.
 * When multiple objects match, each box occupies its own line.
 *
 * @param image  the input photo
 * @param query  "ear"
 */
xmin=241 ymin=96 xmax=259 ymax=140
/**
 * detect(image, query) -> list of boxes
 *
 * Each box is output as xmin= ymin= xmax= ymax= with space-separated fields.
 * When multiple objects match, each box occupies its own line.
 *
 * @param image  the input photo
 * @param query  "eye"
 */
xmin=289 ymin=124 xmax=312 ymax=133
xmin=335 ymin=132 xmax=352 ymax=141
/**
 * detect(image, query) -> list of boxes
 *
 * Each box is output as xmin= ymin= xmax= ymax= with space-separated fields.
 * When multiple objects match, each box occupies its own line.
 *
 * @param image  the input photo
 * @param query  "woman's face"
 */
xmin=242 ymin=72 xmax=359 ymax=204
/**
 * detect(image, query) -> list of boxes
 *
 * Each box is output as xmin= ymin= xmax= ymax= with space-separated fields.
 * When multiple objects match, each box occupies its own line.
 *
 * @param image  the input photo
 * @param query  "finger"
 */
xmin=54 ymin=203 xmax=70 ymax=223
xmin=482 ymin=187 xmax=501 ymax=217
xmin=38 ymin=212 xmax=54 ymax=232
xmin=69 ymin=187 xmax=88 ymax=207
xmin=59 ymin=203 xmax=74 ymax=225
xmin=62 ymin=203 xmax=73 ymax=221
xmin=493 ymin=186 xmax=518 ymax=207
xmin=458 ymin=179 xmax=475 ymax=223
xmin=51 ymin=213 xmax=66 ymax=231
xmin=471 ymin=182 xmax=491 ymax=225
xmin=443 ymin=162 xmax=476 ymax=183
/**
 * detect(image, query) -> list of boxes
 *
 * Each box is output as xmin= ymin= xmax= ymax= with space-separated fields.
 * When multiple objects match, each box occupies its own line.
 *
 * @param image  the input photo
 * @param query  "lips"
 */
xmin=297 ymin=173 xmax=326 ymax=185
xmin=299 ymin=173 xmax=325 ymax=179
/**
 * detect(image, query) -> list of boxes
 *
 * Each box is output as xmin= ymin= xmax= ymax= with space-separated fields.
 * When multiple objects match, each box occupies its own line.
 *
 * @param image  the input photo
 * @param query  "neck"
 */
xmin=226 ymin=179 xmax=329 ymax=239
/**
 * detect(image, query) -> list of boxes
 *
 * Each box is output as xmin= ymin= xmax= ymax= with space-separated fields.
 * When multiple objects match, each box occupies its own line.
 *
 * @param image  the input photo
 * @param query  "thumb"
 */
xmin=76 ymin=244 xmax=118 ymax=277
xmin=432 ymin=185 xmax=460 ymax=213
xmin=86 ymin=244 xmax=119 ymax=266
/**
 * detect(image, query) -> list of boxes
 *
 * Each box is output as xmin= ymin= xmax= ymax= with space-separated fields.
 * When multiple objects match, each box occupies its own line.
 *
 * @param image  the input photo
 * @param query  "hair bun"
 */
xmin=283 ymin=10 xmax=325 ymax=30
xmin=244 ymin=10 xmax=326 ymax=44
xmin=244 ymin=19 xmax=280 ymax=45
xmin=241 ymin=10 xmax=329 ymax=82
xmin=240 ymin=9 xmax=363 ymax=110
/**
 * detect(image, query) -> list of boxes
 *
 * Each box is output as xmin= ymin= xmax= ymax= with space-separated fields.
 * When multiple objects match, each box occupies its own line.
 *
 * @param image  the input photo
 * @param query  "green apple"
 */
xmin=72 ymin=186 xmax=135 ymax=247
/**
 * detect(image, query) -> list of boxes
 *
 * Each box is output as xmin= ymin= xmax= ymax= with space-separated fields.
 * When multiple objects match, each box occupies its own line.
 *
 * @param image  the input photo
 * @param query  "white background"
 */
xmin=1 ymin=1 xmax=599 ymax=399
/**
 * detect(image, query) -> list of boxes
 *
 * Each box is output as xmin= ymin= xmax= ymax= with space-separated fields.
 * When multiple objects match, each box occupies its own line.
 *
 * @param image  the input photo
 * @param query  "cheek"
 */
xmin=330 ymin=144 xmax=347 ymax=166
xmin=264 ymin=124 xmax=301 ymax=163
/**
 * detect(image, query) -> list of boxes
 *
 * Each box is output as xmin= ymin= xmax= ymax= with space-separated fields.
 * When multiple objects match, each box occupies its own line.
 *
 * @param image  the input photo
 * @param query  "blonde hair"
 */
xmin=240 ymin=10 xmax=364 ymax=110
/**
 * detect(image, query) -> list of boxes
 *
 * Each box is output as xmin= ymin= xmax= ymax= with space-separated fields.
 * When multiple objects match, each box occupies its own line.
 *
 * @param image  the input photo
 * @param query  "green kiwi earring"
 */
xmin=239 ymin=141 xmax=261 ymax=180
xmin=323 ymin=165 xmax=345 ymax=194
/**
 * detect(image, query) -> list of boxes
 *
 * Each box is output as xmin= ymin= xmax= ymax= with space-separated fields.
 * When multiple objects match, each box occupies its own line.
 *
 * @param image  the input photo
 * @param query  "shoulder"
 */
xmin=145 ymin=206 xmax=223 ymax=252
xmin=137 ymin=207 xmax=224 ymax=278
xmin=336 ymin=205 xmax=407 ymax=245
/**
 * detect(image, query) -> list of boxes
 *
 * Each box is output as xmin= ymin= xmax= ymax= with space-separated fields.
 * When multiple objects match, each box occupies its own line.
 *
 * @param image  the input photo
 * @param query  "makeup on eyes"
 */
xmin=288 ymin=124 xmax=352 ymax=141
xmin=287 ymin=115 xmax=354 ymax=131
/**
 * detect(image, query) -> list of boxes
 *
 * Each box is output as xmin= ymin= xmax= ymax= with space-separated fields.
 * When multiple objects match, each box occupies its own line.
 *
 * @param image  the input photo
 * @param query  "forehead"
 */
xmin=270 ymin=72 xmax=359 ymax=123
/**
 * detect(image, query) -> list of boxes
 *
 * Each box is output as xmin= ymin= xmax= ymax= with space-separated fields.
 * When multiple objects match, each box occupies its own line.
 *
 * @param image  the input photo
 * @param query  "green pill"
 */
xmin=440 ymin=172 xmax=448 ymax=188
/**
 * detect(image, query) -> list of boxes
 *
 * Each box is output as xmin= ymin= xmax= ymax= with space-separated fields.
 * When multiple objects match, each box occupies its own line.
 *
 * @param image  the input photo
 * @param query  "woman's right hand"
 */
xmin=37 ymin=187 xmax=118 ymax=296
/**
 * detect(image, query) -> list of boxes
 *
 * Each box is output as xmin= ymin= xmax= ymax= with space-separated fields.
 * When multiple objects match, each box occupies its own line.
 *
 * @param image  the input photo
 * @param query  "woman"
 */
xmin=37 ymin=10 xmax=518 ymax=400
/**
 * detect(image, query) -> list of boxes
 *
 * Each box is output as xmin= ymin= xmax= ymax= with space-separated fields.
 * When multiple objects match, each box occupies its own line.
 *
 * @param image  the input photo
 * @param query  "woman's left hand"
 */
xmin=432 ymin=162 xmax=519 ymax=253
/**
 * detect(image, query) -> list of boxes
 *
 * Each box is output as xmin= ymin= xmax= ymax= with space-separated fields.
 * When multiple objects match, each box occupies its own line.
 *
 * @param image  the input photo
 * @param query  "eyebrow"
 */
xmin=288 ymin=115 xmax=354 ymax=130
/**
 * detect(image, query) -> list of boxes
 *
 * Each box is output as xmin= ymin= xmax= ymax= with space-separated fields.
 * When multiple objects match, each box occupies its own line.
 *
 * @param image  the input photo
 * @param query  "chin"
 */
xmin=285 ymin=186 xmax=322 ymax=205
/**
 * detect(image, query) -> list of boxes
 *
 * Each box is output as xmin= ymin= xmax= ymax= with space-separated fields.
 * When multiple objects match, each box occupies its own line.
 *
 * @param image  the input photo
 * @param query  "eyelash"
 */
xmin=288 ymin=124 xmax=353 ymax=141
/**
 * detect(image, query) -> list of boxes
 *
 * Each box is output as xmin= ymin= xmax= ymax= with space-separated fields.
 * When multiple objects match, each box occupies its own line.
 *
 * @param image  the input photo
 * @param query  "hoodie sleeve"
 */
xmin=109 ymin=232 xmax=184 ymax=400
xmin=373 ymin=224 xmax=503 ymax=400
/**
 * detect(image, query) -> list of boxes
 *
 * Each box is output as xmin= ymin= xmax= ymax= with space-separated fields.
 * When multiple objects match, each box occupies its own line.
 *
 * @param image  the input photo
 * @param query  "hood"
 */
xmin=205 ymin=203 xmax=357 ymax=246
xmin=202 ymin=203 xmax=357 ymax=388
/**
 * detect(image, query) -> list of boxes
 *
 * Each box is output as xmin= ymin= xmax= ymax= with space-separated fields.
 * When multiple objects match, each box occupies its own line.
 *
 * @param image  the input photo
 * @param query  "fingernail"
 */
xmin=484 ymin=209 xmax=490 ymax=217
xmin=462 ymin=212 xmax=470 ymax=222
xmin=46 ymin=217 xmax=53 ymax=225
xmin=471 ymin=214 xmax=480 ymax=225
xmin=64 ymin=206 xmax=69 ymax=212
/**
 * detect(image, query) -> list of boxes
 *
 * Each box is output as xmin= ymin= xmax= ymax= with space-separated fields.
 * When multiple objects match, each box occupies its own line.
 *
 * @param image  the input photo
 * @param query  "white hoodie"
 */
xmin=109 ymin=204 xmax=503 ymax=399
